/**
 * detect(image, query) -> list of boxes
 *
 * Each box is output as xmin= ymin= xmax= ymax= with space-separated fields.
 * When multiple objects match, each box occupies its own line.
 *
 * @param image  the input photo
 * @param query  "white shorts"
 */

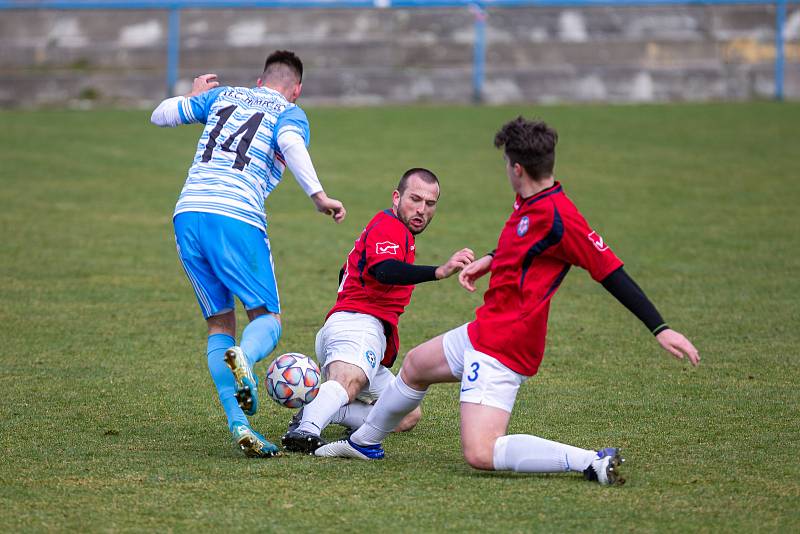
xmin=315 ymin=311 xmax=395 ymax=404
xmin=442 ymin=323 xmax=527 ymax=413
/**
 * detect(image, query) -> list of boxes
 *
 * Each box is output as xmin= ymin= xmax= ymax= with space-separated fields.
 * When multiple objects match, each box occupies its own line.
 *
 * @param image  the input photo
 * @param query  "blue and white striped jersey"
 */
xmin=174 ymin=86 xmax=310 ymax=231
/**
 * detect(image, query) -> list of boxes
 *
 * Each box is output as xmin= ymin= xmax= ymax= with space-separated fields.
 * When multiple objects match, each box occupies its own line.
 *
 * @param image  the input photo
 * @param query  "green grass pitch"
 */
xmin=1 ymin=102 xmax=799 ymax=531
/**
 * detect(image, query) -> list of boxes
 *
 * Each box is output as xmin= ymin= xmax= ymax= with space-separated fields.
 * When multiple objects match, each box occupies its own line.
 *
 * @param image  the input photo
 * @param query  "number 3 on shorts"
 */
xmin=467 ymin=362 xmax=480 ymax=382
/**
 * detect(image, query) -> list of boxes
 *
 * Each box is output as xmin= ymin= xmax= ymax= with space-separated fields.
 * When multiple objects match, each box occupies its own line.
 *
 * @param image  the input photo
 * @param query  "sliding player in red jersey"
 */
xmin=316 ymin=118 xmax=699 ymax=485
xmin=282 ymin=168 xmax=473 ymax=453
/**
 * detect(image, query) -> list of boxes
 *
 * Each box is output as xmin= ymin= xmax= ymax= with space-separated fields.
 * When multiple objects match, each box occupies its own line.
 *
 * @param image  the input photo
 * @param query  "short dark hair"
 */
xmin=263 ymin=50 xmax=303 ymax=83
xmin=493 ymin=117 xmax=558 ymax=180
xmin=397 ymin=167 xmax=439 ymax=195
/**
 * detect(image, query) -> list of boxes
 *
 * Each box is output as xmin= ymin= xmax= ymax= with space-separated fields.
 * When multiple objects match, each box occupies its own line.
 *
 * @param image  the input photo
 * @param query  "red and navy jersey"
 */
xmin=467 ymin=182 xmax=623 ymax=376
xmin=327 ymin=209 xmax=416 ymax=367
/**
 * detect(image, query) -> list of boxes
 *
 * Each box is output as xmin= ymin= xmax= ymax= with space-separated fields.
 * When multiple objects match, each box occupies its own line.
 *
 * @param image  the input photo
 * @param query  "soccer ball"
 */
xmin=266 ymin=353 xmax=321 ymax=409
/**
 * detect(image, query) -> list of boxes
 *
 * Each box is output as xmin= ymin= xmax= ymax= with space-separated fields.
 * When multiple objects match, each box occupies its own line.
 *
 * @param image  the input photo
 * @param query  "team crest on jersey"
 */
xmin=516 ymin=216 xmax=530 ymax=237
xmin=376 ymin=241 xmax=400 ymax=255
xmin=587 ymin=230 xmax=609 ymax=252
xmin=365 ymin=350 xmax=377 ymax=368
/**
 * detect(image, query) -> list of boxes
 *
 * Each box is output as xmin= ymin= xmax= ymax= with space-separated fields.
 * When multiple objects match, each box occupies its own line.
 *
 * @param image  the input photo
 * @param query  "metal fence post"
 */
xmin=167 ymin=6 xmax=181 ymax=97
xmin=775 ymin=0 xmax=787 ymax=101
xmin=471 ymin=3 xmax=487 ymax=104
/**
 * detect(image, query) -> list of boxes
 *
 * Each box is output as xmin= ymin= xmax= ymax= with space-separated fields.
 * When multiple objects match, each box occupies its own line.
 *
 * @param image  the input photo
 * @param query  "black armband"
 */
xmin=368 ymin=259 xmax=438 ymax=286
xmin=601 ymin=267 xmax=669 ymax=336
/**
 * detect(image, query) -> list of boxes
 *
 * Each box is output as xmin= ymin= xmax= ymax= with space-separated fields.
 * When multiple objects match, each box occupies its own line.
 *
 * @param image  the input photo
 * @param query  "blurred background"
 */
xmin=0 ymin=0 xmax=798 ymax=107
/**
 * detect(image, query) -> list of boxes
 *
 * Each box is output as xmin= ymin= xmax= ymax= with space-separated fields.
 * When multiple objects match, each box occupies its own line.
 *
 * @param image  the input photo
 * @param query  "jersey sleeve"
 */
xmin=556 ymin=211 xmax=623 ymax=282
xmin=275 ymin=106 xmax=311 ymax=147
xmin=363 ymin=219 xmax=410 ymax=270
xmin=178 ymin=86 xmax=227 ymax=125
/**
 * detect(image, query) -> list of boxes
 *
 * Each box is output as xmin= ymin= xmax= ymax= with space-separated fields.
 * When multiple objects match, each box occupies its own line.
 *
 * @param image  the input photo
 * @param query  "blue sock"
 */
xmin=207 ymin=333 xmax=248 ymax=432
xmin=241 ymin=314 xmax=282 ymax=365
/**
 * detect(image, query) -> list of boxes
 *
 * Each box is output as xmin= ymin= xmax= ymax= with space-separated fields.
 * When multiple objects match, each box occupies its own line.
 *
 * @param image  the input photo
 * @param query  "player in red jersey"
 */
xmin=282 ymin=168 xmax=474 ymax=453
xmin=316 ymin=118 xmax=700 ymax=485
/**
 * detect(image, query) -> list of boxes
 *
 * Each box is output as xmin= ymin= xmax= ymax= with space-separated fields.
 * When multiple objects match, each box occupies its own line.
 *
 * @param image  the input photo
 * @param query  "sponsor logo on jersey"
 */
xmin=365 ymin=350 xmax=377 ymax=368
xmin=375 ymin=241 xmax=400 ymax=255
xmin=587 ymin=230 xmax=609 ymax=252
xmin=516 ymin=216 xmax=530 ymax=237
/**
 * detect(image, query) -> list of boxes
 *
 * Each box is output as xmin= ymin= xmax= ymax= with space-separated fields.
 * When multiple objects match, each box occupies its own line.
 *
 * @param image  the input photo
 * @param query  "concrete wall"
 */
xmin=1 ymin=5 xmax=798 ymax=107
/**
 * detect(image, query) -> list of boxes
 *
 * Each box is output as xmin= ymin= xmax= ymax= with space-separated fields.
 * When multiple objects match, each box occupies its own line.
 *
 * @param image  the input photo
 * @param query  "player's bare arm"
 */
xmin=311 ymin=191 xmax=347 ymax=223
xmin=458 ymin=253 xmax=493 ymax=292
xmin=185 ymin=74 xmax=219 ymax=97
xmin=435 ymin=248 xmax=475 ymax=280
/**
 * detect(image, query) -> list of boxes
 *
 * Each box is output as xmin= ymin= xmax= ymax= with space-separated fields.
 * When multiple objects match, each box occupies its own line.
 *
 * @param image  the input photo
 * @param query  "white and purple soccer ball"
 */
xmin=266 ymin=353 xmax=321 ymax=409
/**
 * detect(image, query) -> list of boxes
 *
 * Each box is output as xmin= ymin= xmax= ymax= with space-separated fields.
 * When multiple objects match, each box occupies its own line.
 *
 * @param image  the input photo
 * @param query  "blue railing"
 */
xmin=0 ymin=0 xmax=794 ymax=101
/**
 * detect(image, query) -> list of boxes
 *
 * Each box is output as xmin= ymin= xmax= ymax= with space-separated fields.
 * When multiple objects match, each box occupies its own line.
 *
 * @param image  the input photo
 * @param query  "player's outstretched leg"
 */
xmin=492 ymin=433 xmax=625 ymax=485
xmin=231 ymin=424 xmax=280 ymax=458
xmin=224 ymin=346 xmax=259 ymax=416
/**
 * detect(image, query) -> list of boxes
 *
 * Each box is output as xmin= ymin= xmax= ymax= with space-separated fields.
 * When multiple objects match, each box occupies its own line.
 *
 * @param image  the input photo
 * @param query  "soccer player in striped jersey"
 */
xmin=281 ymin=169 xmax=474 ymax=454
xmin=316 ymin=117 xmax=700 ymax=485
xmin=150 ymin=50 xmax=346 ymax=458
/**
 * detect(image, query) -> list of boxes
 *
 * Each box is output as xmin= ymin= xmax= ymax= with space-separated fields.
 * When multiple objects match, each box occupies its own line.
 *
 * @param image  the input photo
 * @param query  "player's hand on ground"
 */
xmin=458 ymin=254 xmax=493 ymax=292
xmin=436 ymin=248 xmax=474 ymax=280
xmin=655 ymin=329 xmax=700 ymax=367
xmin=311 ymin=191 xmax=347 ymax=223
xmin=185 ymin=74 xmax=219 ymax=97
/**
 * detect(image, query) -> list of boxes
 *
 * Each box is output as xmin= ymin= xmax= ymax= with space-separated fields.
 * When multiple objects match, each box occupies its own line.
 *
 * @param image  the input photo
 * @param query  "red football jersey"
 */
xmin=467 ymin=182 xmax=623 ymax=376
xmin=327 ymin=209 xmax=416 ymax=367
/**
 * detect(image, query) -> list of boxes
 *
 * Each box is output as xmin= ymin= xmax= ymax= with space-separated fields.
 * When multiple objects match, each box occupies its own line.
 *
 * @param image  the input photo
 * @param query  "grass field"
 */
xmin=1 ymin=102 xmax=799 ymax=532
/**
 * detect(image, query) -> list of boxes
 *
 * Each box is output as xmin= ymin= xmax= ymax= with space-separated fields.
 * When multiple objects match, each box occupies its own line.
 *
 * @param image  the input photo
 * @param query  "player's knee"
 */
xmin=461 ymin=439 xmax=495 ymax=471
xmin=400 ymin=347 xmax=427 ymax=388
xmin=326 ymin=363 xmax=367 ymax=402
xmin=207 ymin=310 xmax=236 ymax=336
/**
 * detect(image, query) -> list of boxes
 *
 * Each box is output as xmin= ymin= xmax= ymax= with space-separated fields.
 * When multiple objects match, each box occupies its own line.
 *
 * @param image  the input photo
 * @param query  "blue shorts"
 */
xmin=174 ymin=212 xmax=280 ymax=319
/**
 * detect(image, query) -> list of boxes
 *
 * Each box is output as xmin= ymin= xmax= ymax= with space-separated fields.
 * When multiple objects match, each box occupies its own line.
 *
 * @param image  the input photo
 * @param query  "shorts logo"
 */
xmin=516 ymin=216 xmax=530 ymax=237
xmin=587 ymin=230 xmax=609 ymax=252
xmin=376 ymin=241 xmax=400 ymax=255
xmin=365 ymin=350 xmax=377 ymax=368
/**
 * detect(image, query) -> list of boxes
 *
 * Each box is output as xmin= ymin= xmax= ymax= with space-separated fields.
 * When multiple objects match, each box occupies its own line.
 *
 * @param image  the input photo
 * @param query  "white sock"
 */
xmin=297 ymin=380 xmax=350 ymax=436
xmin=329 ymin=399 xmax=373 ymax=430
xmin=492 ymin=434 xmax=597 ymax=473
xmin=351 ymin=375 xmax=427 ymax=446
